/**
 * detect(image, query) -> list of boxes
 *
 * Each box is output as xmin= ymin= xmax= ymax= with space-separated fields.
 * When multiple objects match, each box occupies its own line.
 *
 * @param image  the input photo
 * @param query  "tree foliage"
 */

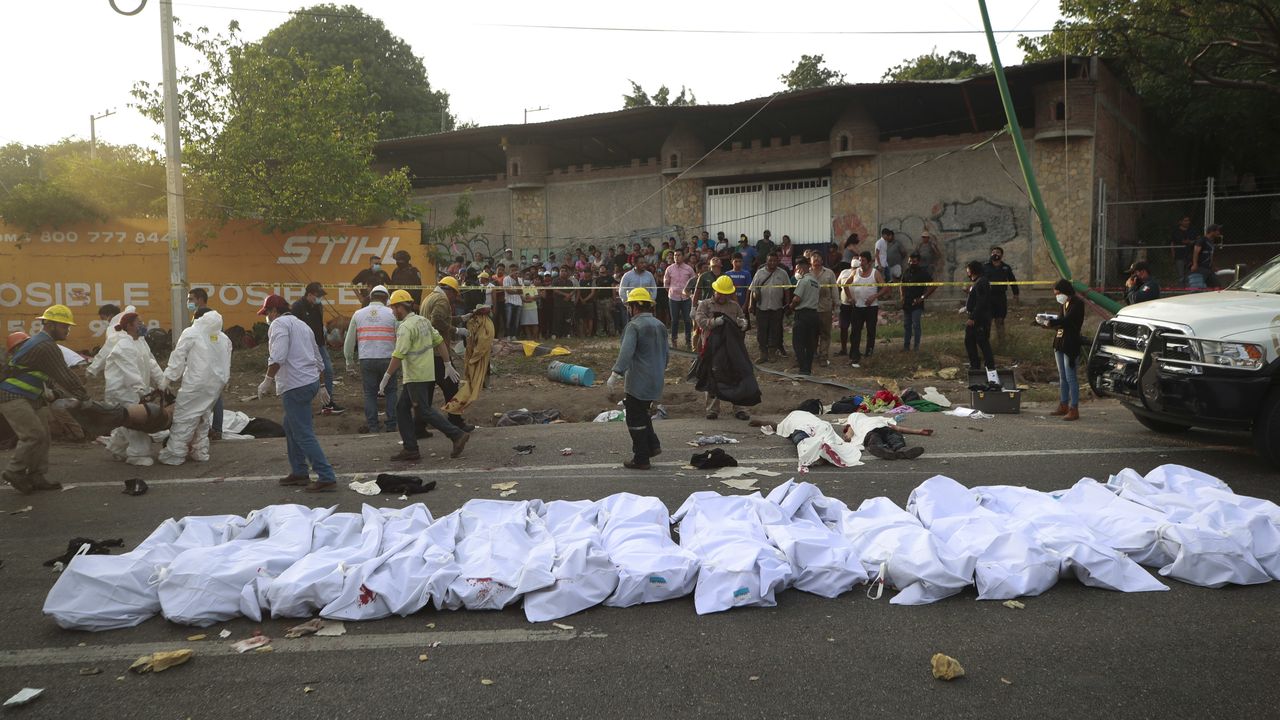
xmin=780 ymin=54 xmax=846 ymax=91
xmin=1019 ymin=0 xmax=1280 ymax=170
xmin=882 ymin=50 xmax=991 ymax=81
xmin=0 ymin=140 xmax=165 ymax=230
xmin=623 ymin=81 xmax=698 ymax=108
xmin=131 ymin=21 xmax=417 ymax=232
xmin=424 ymin=190 xmax=485 ymax=267
xmin=257 ymin=4 xmax=455 ymax=138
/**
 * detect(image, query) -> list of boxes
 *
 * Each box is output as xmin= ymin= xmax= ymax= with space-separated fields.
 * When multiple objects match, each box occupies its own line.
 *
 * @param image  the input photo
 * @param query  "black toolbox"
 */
xmin=967 ymin=368 xmax=1021 ymax=414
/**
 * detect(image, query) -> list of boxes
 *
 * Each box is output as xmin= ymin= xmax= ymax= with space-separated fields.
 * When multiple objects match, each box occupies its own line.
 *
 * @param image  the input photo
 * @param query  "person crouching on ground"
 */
xmin=0 ymin=305 xmax=91 ymax=493
xmin=257 ymin=294 xmax=337 ymax=492
xmin=607 ymin=287 xmax=669 ymax=470
xmin=382 ymin=290 xmax=470 ymax=461
xmin=1037 ymin=279 xmax=1085 ymax=421
xmin=102 ymin=311 xmax=166 ymax=466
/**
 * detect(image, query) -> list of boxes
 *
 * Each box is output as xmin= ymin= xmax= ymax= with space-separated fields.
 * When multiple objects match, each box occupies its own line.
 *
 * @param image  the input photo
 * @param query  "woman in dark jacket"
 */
xmin=1042 ymin=279 xmax=1085 ymax=421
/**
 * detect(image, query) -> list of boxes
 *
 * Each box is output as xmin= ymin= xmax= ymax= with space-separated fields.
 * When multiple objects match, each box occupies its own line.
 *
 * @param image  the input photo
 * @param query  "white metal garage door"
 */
xmin=704 ymin=177 xmax=831 ymax=245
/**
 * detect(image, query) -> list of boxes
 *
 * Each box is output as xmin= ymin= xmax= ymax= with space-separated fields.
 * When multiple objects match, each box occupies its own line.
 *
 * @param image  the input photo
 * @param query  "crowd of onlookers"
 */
xmin=405 ymin=228 xmax=957 ymax=355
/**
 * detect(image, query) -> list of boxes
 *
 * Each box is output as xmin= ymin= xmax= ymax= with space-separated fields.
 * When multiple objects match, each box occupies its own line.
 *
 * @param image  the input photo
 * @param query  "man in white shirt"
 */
xmin=256 ymin=294 xmax=335 ymax=492
xmin=875 ymin=228 xmax=892 ymax=279
xmin=502 ymin=270 xmax=523 ymax=341
xmin=343 ymin=285 xmax=399 ymax=433
xmin=836 ymin=260 xmax=858 ymax=357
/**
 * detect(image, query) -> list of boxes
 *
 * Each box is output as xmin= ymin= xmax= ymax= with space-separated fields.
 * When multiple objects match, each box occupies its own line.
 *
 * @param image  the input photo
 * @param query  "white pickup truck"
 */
xmin=1087 ymin=256 xmax=1280 ymax=466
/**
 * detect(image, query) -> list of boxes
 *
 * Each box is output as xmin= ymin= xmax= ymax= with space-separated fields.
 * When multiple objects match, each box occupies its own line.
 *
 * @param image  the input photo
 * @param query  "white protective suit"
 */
xmin=159 ymin=311 xmax=232 ymax=465
xmin=85 ymin=305 xmax=136 ymax=379
xmin=102 ymin=329 xmax=165 ymax=466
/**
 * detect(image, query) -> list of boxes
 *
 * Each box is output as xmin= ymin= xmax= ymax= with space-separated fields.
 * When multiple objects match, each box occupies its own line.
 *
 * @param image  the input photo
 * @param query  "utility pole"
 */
xmin=524 ymin=106 xmax=549 ymax=124
xmin=159 ymin=0 xmax=189 ymax=334
xmin=89 ymin=108 xmax=116 ymax=160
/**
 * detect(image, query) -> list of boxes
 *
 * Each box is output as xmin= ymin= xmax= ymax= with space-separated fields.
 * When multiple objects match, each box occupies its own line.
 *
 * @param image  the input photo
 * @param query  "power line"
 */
xmin=173 ymin=2 xmax=1062 ymax=36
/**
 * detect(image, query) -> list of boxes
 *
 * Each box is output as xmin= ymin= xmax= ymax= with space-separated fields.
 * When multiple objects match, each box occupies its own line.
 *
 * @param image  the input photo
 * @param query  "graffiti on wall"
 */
xmin=881 ymin=198 xmax=1031 ymax=282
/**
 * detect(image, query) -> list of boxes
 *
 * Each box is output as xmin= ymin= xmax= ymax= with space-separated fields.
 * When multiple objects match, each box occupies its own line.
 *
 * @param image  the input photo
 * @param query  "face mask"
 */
xmin=371 ymin=263 xmax=382 ymax=272
xmin=1055 ymin=293 xmax=1069 ymax=305
xmin=186 ymin=302 xmax=197 ymax=312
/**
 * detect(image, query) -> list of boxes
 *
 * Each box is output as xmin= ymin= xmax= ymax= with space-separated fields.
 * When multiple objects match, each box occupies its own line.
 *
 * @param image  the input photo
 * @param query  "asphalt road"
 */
xmin=1 ymin=399 xmax=1277 ymax=719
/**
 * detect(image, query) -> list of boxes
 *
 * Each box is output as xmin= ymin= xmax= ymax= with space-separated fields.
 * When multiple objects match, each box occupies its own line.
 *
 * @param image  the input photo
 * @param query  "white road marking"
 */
xmin=0 ymin=628 xmax=599 ymax=668
xmin=27 ymin=443 xmax=1241 ymax=491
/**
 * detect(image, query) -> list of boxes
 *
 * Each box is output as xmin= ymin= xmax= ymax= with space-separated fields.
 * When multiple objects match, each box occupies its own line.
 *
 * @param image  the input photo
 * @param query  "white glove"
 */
xmin=317 ymin=386 xmax=331 ymax=406
xmin=159 ymin=377 xmax=171 ymax=393
xmin=257 ymin=375 xmax=276 ymax=398
xmin=378 ymin=373 xmax=392 ymax=395
xmin=606 ymin=371 xmax=623 ymax=388
xmin=444 ymin=362 xmax=461 ymax=383
xmin=736 ymin=317 xmax=747 ymax=330
xmin=456 ymin=327 xmax=469 ymax=339
xmin=712 ymin=316 xmax=726 ymax=327
xmin=42 ymin=388 xmax=56 ymax=402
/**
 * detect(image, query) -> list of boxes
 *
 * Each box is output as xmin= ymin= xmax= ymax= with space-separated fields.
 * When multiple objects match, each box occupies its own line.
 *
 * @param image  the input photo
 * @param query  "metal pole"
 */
xmin=89 ymin=109 xmax=115 ymax=161
xmin=1096 ymin=177 xmax=1107 ymax=286
xmin=1205 ymin=176 xmax=1215 ymax=229
xmin=159 ymin=0 xmax=188 ymax=334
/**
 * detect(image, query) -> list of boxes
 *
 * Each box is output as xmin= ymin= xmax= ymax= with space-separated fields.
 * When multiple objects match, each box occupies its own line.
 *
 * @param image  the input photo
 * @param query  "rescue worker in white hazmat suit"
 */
xmin=102 ymin=312 xmax=165 ymax=466
xmin=158 ymin=308 xmax=232 ymax=465
xmin=85 ymin=304 xmax=136 ymax=379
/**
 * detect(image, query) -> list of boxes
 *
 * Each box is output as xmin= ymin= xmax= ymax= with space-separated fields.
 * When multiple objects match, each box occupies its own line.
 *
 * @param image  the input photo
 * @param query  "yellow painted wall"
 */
xmin=0 ymin=219 xmax=430 ymax=343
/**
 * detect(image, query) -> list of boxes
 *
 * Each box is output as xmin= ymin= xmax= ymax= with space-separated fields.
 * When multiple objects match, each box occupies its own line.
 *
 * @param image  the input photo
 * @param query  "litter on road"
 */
xmin=39 ymin=465 xmax=1280 ymax=630
xmin=129 ymin=649 xmax=193 ymax=673
xmin=931 ymin=653 xmax=965 ymax=680
xmin=3 ymin=688 xmax=43 ymax=708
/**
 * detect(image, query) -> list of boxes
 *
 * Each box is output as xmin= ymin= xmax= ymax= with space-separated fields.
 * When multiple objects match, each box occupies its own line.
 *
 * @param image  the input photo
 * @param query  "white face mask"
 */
xmin=1055 ymin=293 xmax=1069 ymax=305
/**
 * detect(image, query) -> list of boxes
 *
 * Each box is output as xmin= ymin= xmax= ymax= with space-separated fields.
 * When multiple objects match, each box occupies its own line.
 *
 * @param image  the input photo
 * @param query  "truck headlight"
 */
xmin=1193 ymin=340 xmax=1265 ymax=370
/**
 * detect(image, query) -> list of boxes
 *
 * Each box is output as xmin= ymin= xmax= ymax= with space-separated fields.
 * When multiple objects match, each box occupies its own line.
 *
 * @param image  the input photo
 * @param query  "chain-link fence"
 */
xmin=1096 ymin=177 xmax=1280 ymax=295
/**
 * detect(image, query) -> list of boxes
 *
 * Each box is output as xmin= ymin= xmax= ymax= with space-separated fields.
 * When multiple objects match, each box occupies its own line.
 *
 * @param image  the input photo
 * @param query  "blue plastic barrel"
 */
xmin=547 ymin=360 xmax=596 ymax=387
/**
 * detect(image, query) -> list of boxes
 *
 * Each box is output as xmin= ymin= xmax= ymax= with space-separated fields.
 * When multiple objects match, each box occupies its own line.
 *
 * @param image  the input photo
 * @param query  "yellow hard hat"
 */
xmin=626 ymin=287 xmax=653 ymax=304
xmin=712 ymin=275 xmax=736 ymax=295
xmin=38 ymin=304 xmax=76 ymax=326
xmin=388 ymin=289 xmax=415 ymax=306
xmin=438 ymin=276 xmax=460 ymax=291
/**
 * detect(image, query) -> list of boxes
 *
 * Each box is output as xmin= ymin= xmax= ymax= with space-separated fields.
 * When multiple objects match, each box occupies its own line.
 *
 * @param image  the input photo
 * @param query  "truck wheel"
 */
xmin=1132 ymin=412 xmax=1190 ymax=434
xmin=1252 ymin=391 xmax=1280 ymax=468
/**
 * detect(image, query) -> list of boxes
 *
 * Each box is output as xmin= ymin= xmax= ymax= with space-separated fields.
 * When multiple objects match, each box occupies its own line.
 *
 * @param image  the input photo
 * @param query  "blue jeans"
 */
xmin=903 ymin=306 xmax=923 ymax=349
xmin=318 ymin=346 xmax=335 ymax=398
xmin=1056 ymin=350 xmax=1080 ymax=406
xmin=397 ymin=381 xmax=464 ymax=452
xmin=669 ymin=299 xmax=692 ymax=344
xmin=360 ymin=357 xmax=398 ymax=432
xmin=282 ymin=382 xmax=335 ymax=482
xmin=211 ymin=395 xmax=224 ymax=436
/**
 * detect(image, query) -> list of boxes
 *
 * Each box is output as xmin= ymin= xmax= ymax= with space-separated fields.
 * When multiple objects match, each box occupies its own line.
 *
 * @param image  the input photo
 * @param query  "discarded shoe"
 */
xmin=690 ymin=448 xmax=738 ymax=469
xmin=122 ymin=478 xmax=148 ymax=496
